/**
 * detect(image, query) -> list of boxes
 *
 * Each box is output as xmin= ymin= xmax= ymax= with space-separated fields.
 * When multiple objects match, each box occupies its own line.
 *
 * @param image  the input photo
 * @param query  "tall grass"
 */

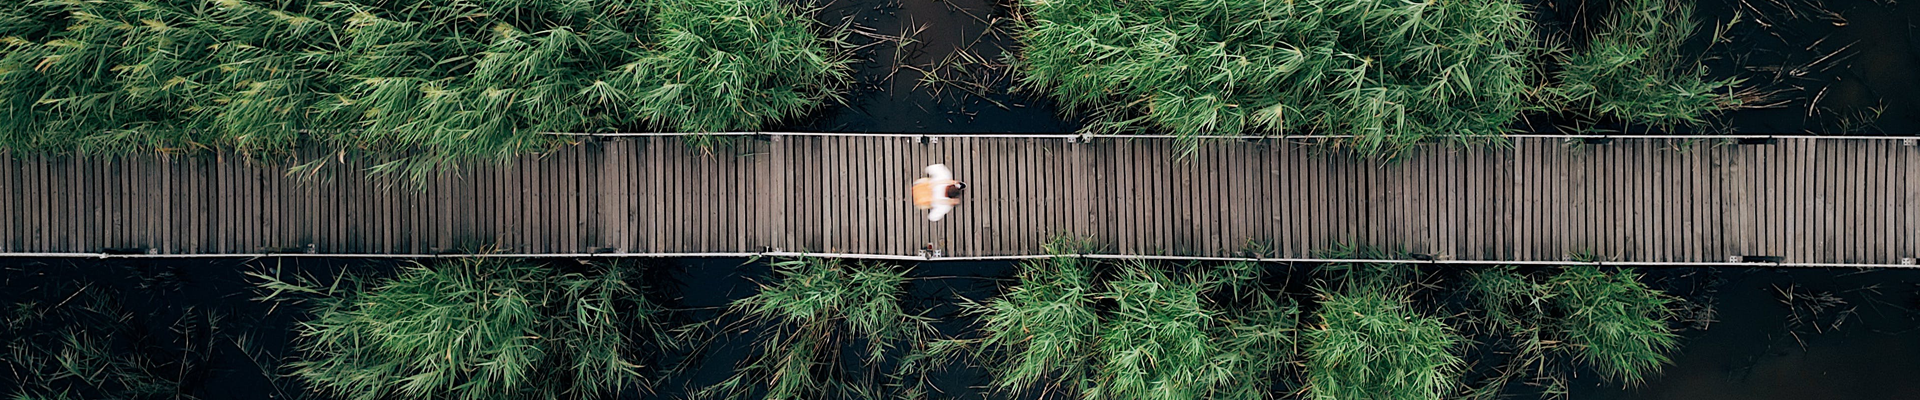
xmin=698 ymin=257 xmax=930 ymax=400
xmin=968 ymin=250 xmax=1100 ymax=396
xmin=1090 ymin=261 xmax=1298 ymax=399
xmin=1462 ymin=266 xmax=1680 ymax=393
xmin=0 ymin=0 xmax=848 ymax=178
xmin=1306 ymin=282 xmax=1463 ymax=400
xmin=252 ymin=258 xmax=662 ymax=400
xmin=965 ymin=255 xmax=1297 ymax=399
xmin=1548 ymin=266 xmax=1679 ymax=385
xmin=1016 ymin=0 xmax=1536 ymax=156
xmin=1546 ymin=0 xmax=1741 ymax=128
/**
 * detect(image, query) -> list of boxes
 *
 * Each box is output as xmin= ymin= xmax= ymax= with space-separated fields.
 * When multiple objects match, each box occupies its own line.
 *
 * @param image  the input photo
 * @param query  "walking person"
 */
xmin=911 ymin=164 xmax=967 ymax=221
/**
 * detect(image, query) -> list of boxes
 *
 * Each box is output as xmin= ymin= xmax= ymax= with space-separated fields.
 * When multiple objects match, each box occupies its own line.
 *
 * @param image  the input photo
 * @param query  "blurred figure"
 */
xmin=911 ymin=164 xmax=967 ymax=221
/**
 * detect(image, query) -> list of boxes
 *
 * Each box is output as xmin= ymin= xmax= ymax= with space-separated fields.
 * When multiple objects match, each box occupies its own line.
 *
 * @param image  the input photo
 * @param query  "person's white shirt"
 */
xmin=911 ymin=164 xmax=965 ymax=221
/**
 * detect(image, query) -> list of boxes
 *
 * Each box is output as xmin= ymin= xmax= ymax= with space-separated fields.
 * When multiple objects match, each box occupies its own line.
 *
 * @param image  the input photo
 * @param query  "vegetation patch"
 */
xmin=1548 ymin=266 xmax=1680 ymax=384
xmin=1305 ymin=265 xmax=1463 ymax=400
xmin=251 ymin=258 xmax=664 ymax=400
xmin=1464 ymin=266 xmax=1681 ymax=395
xmin=697 ymin=257 xmax=931 ymax=400
xmin=960 ymin=253 xmax=1297 ymax=399
xmin=1546 ymin=0 xmax=1742 ymax=128
xmin=1015 ymin=0 xmax=1536 ymax=155
xmin=0 ymin=0 xmax=848 ymax=176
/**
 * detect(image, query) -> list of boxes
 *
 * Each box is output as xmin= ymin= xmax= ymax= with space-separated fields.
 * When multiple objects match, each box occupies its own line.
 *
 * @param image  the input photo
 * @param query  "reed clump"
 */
xmin=1016 ymin=0 xmax=1536 ymax=155
xmin=1548 ymin=266 xmax=1680 ymax=385
xmin=1546 ymin=0 xmax=1741 ymax=128
xmin=964 ymin=254 xmax=1297 ymax=399
xmin=251 ymin=258 xmax=663 ymax=400
xmin=1463 ymin=266 xmax=1680 ymax=392
xmin=0 ymin=0 xmax=847 ymax=177
xmin=1305 ymin=263 xmax=1463 ymax=400
xmin=697 ymin=257 xmax=931 ymax=400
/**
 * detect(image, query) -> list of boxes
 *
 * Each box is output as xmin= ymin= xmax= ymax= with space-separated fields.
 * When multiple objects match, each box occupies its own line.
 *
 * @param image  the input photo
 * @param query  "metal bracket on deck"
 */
xmin=1902 ymin=257 xmax=1915 ymax=266
xmin=1904 ymin=139 xmax=1917 ymax=147
xmin=919 ymin=135 xmax=939 ymax=145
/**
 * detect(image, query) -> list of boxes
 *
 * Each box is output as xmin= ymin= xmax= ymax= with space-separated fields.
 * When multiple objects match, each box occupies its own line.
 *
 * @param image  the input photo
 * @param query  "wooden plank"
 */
xmin=0 ymin=151 xmax=14 ymax=252
xmin=1640 ymin=141 xmax=1654 ymax=259
xmin=4 ymin=152 xmax=17 ymax=251
xmin=1704 ymin=142 xmax=1725 ymax=262
xmin=1783 ymin=139 xmax=1801 ymax=262
xmin=1723 ymin=145 xmax=1749 ymax=259
xmin=1906 ymin=141 xmax=1920 ymax=260
xmin=1871 ymin=141 xmax=1889 ymax=262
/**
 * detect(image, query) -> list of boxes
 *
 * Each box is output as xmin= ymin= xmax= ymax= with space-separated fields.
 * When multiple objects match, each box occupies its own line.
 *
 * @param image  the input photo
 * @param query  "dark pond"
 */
xmin=5 ymin=258 xmax=1920 ymax=399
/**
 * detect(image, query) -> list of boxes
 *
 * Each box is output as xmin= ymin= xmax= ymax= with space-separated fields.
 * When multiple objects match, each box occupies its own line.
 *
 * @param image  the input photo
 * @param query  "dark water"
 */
xmin=8 ymin=258 xmax=1920 ymax=399
xmin=1700 ymin=0 xmax=1920 ymax=135
xmin=777 ymin=0 xmax=1080 ymax=133
xmin=1580 ymin=268 xmax=1920 ymax=399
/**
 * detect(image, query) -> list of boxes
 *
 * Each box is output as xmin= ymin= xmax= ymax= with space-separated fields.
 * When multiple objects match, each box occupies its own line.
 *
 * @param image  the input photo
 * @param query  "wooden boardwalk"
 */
xmin=2 ymin=135 xmax=1916 ymax=265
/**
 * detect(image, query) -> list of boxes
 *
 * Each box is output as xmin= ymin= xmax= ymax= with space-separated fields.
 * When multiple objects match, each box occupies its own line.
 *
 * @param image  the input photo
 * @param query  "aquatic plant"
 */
xmin=1462 ymin=266 xmax=1680 ymax=393
xmin=698 ymin=257 xmax=930 ymax=400
xmin=968 ymin=250 xmax=1100 ymax=395
xmin=1465 ymin=266 xmax=1552 ymax=333
xmin=1548 ymin=266 xmax=1679 ymax=385
xmin=1306 ymin=270 xmax=1462 ymax=400
xmin=964 ymin=255 xmax=1297 ymax=399
xmin=1016 ymin=0 xmax=1536 ymax=155
xmin=254 ymin=258 xmax=662 ymax=400
xmin=0 ymin=0 xmax=848 ymax=177
xmin=1546 ymin=0 xmax=1741 ymax=127
xmin=1090 ymin=261 xmax=1298 ymax=399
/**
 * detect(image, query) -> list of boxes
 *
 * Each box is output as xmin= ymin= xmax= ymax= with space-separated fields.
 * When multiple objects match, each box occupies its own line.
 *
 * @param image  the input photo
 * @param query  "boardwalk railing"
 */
xmin=3 ymin=135 xmax=1916 ymax=266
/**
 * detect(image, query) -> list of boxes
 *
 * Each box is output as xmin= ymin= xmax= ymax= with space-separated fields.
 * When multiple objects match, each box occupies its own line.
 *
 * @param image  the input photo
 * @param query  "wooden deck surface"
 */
xmin=2 ymin=136 xmax=1915 ymax=265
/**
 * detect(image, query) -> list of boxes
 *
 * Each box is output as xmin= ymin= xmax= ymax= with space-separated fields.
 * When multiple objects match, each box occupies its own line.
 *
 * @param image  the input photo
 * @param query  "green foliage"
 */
xmin=970 ymin=252 xmax=1100 ymax=395
xmin=1547 ymin=266 xmax=1679 ymax=385
xmin=968 ymin=257 xmax=1297 ymax=399
xmin=0 ymin=0 xmax=848 ymax=176
xmin=1089 ymin=262 xmax=1298 ymax=400
xmin=1306 ymin=284 xmax=1463 ymax=400
xmin=1017 ymin=0 xmax=1535 ymax=155
xmin=1462 ymin=266 xmax=1680 ymax=394
xmin=700 ymin=257 xmax=930 ymax=400
xmin=261 ymin=258 xmax=661 ymax=400
xmin=1547 ymin=0 xmax=1740 ymax=127
xmin=1465 ymin=266 xmax=1551 ymax=333
xmin=613 ymin=0 xmax=851 ymax=134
